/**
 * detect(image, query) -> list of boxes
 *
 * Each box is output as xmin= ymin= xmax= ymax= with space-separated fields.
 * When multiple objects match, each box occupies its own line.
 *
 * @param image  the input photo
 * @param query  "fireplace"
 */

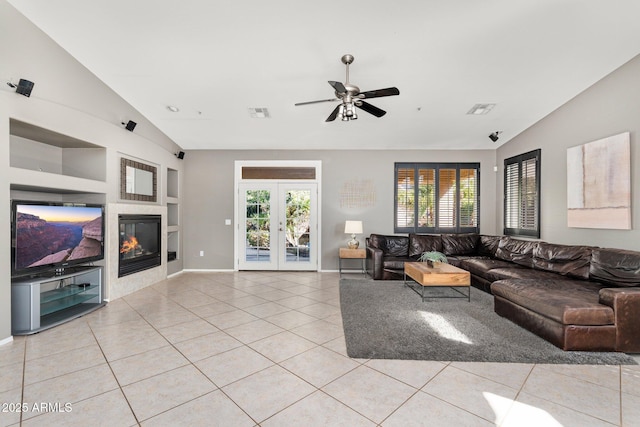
xmin=119 ymin=214 xmax=161 ymax=277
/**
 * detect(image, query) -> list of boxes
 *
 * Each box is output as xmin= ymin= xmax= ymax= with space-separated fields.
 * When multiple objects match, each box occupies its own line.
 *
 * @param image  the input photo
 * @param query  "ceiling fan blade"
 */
xmin=328 ymin=80 xmax=347 ymax=93
xmin=295 ymin=98 xmax=338 ymax=106
xmin=357 ymin=101 xmax=386 ymax=118
xmin=325 ymin=105 xmax=341 ymax=122
xmin=359 ymin=87 xmax=400 ymax=99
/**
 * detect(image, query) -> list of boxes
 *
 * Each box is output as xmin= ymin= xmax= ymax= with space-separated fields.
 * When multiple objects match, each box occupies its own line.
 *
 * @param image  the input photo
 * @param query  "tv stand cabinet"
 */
xmin=11 ymin=266 xmax=105 ymax=335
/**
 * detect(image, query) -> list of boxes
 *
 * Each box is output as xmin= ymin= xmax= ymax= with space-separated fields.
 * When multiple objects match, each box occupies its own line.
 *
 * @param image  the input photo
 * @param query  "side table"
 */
xmin=339 ymin=248 xmax=366 ymax=277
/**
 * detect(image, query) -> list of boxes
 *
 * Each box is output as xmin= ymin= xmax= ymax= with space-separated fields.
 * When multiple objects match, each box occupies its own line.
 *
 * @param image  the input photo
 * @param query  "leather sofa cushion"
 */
xmin=495 ymin=237 xmax=537 ymax=268
xmin=386 ymin=236 xmax=410 ymax=257
xmin=459 ymin=258 xmax=520 ymax=277
xmin=382 ymin=257 xmax=411 ymax=270
xmin=590 ymin=248 xmax=640 ymax=287
xmin=408 ymin=234 xmax=443 ymax=257
xmin=368 ymin=234 xmax=409 ymax=257
xmin=477 ymin=235 xmax=501 ymax=258
xmin=487 ymin=267 xmax=567 ymax=282
xmin=368 ymin=234 xmax=387 ymax=251
xmin=442 ymin=233 xmax=479 ymax=256
xmin=446 ymin=255 xmax=477 ymax=268
xmin=491 ymin=279 xmax=613 ymax=325
xmin=532 ymin=242 xmax=592 ymax=280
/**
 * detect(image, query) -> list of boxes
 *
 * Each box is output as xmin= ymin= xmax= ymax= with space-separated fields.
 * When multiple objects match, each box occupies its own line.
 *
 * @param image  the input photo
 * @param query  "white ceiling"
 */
xmin=8 ymin=0 xmax=640 ymax=150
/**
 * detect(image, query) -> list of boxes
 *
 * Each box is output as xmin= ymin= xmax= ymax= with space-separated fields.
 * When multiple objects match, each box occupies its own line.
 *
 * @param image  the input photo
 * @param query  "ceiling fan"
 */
xmin=295 ymin=54 xmax=400 ymax=122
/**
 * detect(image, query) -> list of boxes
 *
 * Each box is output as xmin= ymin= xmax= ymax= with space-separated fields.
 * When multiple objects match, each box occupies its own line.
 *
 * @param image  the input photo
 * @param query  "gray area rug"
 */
xmin=340 ymin=278 xmax=637 ymax=364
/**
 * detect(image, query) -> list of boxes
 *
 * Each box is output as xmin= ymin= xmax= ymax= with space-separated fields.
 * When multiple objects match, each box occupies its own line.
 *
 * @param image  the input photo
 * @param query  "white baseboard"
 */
xmin=182 ymin=269 xmax=236 ymax=273
xmin=167 ymin=270 xmax=185 ymax=279
xmin=0 ymin=336 xmax=14 ymax=347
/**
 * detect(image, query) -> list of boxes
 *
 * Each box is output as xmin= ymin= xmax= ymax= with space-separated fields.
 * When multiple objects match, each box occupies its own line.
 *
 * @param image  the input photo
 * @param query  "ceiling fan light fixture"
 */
xmin=346 ymin=103 xmax=356 ymax=120
xmin=338 ymin=104 xmax=346 ymax=121
xmin=339 ymin=103 xmax=358 ymax=121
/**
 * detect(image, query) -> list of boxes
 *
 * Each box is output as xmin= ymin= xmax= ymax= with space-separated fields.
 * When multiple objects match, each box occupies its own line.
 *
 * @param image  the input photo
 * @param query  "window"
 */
xmin=504 ymin=149 xmax=541 ymax=237
xmin=395 ymin=163 xmax=480 ymax=234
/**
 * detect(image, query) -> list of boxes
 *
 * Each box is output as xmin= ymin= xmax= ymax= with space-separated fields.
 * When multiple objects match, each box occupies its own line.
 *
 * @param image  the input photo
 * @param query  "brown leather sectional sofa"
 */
xmin=365 ymin=233 xmax=640 ymax=352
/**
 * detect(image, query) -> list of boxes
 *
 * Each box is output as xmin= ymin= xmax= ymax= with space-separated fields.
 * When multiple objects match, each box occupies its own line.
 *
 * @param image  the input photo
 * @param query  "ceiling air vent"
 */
xmin=248 ymin=107 xmax=270 ymax=118
xmin=467 ymin=103 xmax=496 ymax=115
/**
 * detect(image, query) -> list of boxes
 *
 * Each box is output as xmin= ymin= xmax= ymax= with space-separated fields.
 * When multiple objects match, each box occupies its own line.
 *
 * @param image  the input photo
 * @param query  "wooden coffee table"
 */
xmin=403 ymin=262 xmax=471 ymax=301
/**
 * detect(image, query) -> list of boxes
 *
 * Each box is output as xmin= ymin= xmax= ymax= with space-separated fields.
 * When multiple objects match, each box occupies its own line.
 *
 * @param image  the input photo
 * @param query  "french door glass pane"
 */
xmin=284 ymin=190 xmax=311 ymax=263
xmin=245 ymin=190 xmax=271 ymax=262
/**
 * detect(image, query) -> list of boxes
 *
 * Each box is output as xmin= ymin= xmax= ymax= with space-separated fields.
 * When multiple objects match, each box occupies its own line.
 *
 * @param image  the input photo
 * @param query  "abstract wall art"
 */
xmin=567 ymin=132 xmax=631 ymax=229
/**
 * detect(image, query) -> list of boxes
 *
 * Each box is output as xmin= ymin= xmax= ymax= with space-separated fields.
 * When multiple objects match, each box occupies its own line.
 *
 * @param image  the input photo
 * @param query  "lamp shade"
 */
xmin=344 ymin=220 xmax=363 ymax=234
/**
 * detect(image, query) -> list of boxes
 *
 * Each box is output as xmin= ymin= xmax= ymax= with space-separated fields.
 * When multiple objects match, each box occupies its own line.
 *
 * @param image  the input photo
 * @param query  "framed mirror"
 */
xmin=120 ymin=158 xmax=157 ymax=202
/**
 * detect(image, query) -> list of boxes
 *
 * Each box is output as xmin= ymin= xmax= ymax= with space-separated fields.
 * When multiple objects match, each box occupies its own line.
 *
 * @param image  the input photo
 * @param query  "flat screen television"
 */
xmin=11 ymin=200 xmax=105 ymax=277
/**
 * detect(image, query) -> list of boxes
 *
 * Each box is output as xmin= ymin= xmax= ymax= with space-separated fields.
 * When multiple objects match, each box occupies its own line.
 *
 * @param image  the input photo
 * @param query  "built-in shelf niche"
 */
xmin=167 ymin=168 xmax=179 ymax=199
xmin=167 ymin=231 xmax=179 ymax=262
xmin=166 ymin=167 xmax=180 ymax=269
xmin=10 ymin=119 xmax=107 ymax=183
xmin=167 ymin=203 xmax=179 ymax=227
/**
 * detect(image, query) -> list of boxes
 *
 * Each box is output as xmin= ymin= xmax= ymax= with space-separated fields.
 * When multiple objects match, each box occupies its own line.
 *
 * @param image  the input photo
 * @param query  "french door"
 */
xmin=238 ymin=182 xmax=317 ymax=271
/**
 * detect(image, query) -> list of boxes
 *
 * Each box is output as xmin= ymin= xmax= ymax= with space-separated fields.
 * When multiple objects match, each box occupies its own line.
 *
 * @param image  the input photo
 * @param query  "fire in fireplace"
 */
xmin=119 ymin=214 xmax=161 ymax=277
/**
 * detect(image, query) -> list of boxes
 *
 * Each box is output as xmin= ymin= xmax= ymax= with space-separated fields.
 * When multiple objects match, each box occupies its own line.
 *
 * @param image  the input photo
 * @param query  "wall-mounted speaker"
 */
xmin=176 ymin=151 xmax=185 ymax=159
xmin=16 ymin=79 xmax=34 ymax=97
xmin=123 ymin=120 xmax=137 ymax=132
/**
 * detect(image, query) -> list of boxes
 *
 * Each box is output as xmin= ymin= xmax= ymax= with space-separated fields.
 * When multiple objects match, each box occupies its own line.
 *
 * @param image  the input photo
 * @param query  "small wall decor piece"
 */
xmin=567 ymin=132 xmax=631 ymax=229
xmin=340 ymin=179 xmax=376 ymax=208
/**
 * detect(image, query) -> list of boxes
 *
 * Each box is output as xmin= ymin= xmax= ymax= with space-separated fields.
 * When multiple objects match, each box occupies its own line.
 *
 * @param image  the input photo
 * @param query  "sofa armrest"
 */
xmin=366 ymin=246 xmax=384 ymax=280
xmin=599 ymin=288 xmax=640 ymax=352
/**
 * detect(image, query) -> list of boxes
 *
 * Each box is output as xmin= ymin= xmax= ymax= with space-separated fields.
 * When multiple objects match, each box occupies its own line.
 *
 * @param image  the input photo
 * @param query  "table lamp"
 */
xmin=344 ymin=220 xmax=363 ymax=249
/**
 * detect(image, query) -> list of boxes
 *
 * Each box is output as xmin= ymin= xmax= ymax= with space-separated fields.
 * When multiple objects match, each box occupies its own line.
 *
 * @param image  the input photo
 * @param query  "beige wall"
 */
xmin=496 ymin=54 xmax=640 ymax=251
xmin=182 ymin=149 xmax=497 ymax=271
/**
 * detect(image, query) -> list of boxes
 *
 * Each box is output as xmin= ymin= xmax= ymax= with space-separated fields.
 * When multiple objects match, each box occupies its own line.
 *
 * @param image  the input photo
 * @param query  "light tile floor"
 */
xmin=1 ymin=271 xmax=639 ymax=426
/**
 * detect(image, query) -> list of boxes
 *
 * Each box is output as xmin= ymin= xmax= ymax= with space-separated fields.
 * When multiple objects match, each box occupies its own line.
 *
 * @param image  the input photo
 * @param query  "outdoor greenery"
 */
xmin=245 ymin=189 xmax=310 ymax=250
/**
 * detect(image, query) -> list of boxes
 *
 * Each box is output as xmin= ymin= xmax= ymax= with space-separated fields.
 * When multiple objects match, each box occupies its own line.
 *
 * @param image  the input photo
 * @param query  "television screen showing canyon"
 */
xmin=14 ymin=204 xmax=103 ymax=270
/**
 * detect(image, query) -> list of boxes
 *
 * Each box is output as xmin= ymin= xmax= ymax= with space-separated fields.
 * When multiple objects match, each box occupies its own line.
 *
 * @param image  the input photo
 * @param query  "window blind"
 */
xmin=395 ymin=163 xmax=480 ymax=233
xmin=504 ymin=149 xmax=541 ymax=237
xmin=395 ymin=167 xmax=415 ymax=228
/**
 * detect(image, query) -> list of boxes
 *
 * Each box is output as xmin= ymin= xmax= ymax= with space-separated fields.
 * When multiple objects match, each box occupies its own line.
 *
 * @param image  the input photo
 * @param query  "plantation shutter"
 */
xmin=395 ymin=163 xmax=479 ymax=234
xmin=505 ymin=162 xmax=520 ymax=229
xmin=504 ymin=149 xmax=541 ymax=237
xmin=417 ymin=168 xmax=435 ymax=228
xmin=438 ymin=169 xmax=457 ymax=229
xmin=521 ymin=157 xmax=538 ymax=231
xmin=459 ymin=168 xmax=478 ymax=228
xmin=395 ymin=167 xmax=415 ymax=228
